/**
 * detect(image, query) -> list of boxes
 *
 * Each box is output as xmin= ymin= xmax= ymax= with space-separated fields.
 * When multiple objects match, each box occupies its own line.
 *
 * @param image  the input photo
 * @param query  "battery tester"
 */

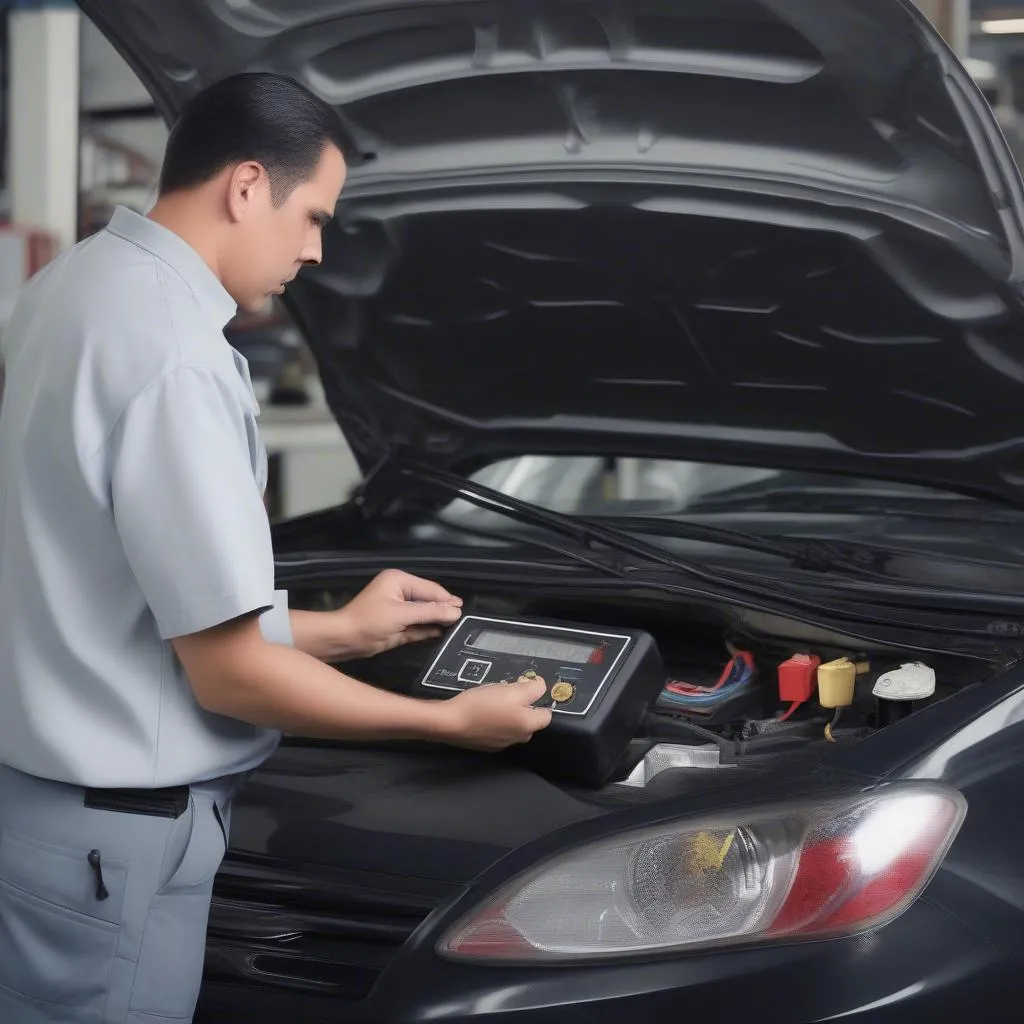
xmin=415 ymin=614 xmax=666 ymax=786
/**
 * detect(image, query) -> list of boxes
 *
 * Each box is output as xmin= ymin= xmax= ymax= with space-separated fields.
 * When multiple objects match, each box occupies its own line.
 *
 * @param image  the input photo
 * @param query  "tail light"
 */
xmin=438 ymin=783 xmax=965 ymax=962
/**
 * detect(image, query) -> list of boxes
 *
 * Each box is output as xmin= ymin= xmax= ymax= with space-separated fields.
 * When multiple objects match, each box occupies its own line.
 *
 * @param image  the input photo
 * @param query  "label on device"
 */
xmin=418 ymin=615 xmax=633 ymax=716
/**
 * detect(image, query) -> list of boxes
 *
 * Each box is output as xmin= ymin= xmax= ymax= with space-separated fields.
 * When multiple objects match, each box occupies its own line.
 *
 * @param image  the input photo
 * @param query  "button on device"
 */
xmin=458 ymin=658 xmax=491 ymax=684
xmin=551 ymin=681 xmax=576 ymax=704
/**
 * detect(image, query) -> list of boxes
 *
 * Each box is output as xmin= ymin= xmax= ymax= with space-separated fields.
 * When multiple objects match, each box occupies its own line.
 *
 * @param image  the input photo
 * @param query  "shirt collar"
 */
xmin=105 ymin=206 xmax=239 ymax=329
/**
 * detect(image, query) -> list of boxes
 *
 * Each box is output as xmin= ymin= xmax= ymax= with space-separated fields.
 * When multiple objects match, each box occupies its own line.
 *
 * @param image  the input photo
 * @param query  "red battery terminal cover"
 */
xmin=778 ymin=653 xmax=821 ymax=703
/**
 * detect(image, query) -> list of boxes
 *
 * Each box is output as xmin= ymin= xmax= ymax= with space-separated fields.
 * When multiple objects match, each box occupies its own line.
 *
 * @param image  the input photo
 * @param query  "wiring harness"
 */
xmin=660 ymin=644 xmax=756 ymax=711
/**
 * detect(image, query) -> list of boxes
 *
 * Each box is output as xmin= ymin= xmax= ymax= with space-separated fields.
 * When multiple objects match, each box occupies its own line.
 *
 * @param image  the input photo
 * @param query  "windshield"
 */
xmin=425 ymin=455 xmax=1024 ymax=582
xmin=436 ymin=456 xmax=990 ymax=522
xmin=397 ymin=455 xmax=1024 ymax=596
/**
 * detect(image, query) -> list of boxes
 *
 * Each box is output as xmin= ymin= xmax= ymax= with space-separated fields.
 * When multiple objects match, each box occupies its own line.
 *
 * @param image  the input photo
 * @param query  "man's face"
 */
xmin=225 ymin=143 xmax=347 ymax=312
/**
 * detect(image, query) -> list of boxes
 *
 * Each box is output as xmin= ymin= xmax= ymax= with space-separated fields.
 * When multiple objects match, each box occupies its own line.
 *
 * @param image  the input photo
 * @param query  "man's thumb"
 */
xmin=514 ymin=675 xmax=548 ymax=703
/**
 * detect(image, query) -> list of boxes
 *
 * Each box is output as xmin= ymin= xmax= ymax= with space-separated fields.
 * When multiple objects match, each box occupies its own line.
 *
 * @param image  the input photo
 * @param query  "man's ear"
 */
xmin=226 ymin=161 xmax=266 ymax=223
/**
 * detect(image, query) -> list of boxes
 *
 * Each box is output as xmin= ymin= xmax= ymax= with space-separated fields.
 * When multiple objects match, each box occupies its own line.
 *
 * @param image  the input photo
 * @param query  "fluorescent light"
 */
xmin=981 ymin=18 xmax=1024 ymax=34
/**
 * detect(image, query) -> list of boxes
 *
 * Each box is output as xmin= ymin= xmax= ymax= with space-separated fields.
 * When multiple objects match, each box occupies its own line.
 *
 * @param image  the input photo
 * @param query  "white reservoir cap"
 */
xmin=872 ymin=662 xmax=936 ymax=702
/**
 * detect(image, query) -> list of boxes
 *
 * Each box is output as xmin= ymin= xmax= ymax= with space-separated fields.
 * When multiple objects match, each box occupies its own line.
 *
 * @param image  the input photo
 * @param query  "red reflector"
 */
xmin=770 ymin=837 xmax=850 ymax=935
xmin=770 ymin=799 xmax=958 ymax=937
xmin=446 ymin=909 xmax=534 ymax=958
xmin=822 ymin=848 xmax=933 ymax=929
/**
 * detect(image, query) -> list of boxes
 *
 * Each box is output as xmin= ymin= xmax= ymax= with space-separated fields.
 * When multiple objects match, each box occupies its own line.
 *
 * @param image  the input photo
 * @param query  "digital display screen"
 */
xmin=468 ymin=629 xmax=597 ymax=664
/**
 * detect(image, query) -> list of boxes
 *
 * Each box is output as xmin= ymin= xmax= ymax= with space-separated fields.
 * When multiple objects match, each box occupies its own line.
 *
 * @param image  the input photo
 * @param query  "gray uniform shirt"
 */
xmin=0 ymin=206 xmax=292 ymax=788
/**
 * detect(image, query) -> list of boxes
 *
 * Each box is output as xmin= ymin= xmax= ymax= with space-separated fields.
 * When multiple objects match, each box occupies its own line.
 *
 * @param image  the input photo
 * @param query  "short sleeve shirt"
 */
xmin=0 ymin=206 xmax=292 ymax=788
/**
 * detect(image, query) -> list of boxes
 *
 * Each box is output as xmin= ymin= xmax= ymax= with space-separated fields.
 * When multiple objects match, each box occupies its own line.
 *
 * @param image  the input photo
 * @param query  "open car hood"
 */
xmin=82 ymin=0 xmax=1024 ymax=507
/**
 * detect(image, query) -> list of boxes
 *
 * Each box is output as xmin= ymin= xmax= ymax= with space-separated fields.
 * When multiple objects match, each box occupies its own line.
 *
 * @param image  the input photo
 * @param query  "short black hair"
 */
xmin=158 ymin=72 xmax=349 ymax=205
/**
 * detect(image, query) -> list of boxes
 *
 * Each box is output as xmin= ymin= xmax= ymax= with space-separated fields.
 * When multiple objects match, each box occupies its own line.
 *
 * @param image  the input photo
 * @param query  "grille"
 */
xmin=203 ymin=854 xmax=457 ymax=1002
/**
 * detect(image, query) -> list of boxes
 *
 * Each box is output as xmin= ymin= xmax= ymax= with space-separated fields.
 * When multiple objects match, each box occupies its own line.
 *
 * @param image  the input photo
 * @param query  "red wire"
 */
xmin=706 ymin=651 xmax=754 ymax=692
xmin=779 ymin=700 xmax=803 ymax=721
xmin=665 ymin=680 xmax=702 ymax=694
xmin=707 ymin=656 xmax=737 ymax=692
xmin=665 ymin=650 xmax=755 ymax=696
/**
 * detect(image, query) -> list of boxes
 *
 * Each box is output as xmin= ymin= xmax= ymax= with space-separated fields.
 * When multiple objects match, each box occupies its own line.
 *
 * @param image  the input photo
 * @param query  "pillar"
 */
xmin=914 ymin=0 xmax=971 ymax=56
xmin=8 ymin=2 xmax=81 ymax=251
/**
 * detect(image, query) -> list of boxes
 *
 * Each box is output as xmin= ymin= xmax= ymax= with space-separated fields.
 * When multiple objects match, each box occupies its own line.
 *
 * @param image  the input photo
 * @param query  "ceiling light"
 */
xmin=981 ymin=18 xmax=1024 ymax=34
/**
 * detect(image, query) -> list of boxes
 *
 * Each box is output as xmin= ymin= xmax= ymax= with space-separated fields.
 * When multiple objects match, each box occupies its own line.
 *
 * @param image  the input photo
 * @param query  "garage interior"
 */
xmin=2 ymin=4 xmax=1024 ymax=1019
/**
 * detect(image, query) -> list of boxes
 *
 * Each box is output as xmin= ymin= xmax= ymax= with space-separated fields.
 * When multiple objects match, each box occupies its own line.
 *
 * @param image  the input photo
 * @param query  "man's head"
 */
xmin=154 ymin=72 xmax=349 ymax=312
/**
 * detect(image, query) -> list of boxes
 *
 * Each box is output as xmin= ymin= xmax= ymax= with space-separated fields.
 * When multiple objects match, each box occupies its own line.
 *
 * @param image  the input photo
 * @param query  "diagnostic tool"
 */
xmin=415 ymin=615 xmax=665 ymax=786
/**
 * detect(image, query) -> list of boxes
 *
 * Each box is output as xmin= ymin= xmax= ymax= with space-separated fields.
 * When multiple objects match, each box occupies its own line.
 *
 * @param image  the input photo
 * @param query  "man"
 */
xmin=0 ymin=72 xmax=550 ymax=1024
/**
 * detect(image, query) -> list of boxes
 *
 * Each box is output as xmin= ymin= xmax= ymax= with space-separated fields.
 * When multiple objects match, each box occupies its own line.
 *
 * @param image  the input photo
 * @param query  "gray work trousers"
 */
xmin=0 ymin=763 xmax=242 ymax=1023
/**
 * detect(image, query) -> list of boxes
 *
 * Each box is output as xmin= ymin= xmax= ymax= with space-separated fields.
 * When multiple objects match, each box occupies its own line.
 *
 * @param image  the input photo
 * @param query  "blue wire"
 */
xmin=661 ymin=659 xmax=754 ymax=706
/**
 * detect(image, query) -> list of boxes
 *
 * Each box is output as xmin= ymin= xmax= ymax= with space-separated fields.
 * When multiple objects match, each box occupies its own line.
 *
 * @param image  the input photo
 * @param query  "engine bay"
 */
xmin=288 ymin=571 xmax=1001 ymax=789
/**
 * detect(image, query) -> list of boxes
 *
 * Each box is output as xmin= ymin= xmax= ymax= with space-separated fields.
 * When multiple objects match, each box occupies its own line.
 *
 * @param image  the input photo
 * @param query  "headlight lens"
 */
xmin=438 ymin=784 xmax=965 ymax=962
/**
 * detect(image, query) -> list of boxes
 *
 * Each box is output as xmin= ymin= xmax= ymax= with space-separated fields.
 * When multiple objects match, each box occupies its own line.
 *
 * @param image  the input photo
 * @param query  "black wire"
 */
xmin=644 ymin=710 xmax=737 ymax=758
xmin=426 ymin=518 xmax=631 ymax=579
xmin=825 ymin=706 xmax=843 ymax=743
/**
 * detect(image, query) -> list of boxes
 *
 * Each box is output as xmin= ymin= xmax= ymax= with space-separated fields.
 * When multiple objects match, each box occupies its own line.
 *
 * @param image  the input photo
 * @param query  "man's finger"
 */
xmin=390 ymin=626 xmax=443 ymax=648
xmin=389 ymin=570 xmax=462 ymax=606
xmin=398 ymin=599 xmax=462 ymax=627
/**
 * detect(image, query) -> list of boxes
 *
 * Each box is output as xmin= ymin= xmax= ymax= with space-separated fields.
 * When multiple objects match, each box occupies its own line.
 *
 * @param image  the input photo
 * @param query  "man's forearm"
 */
xmin=173 ymin=615 xmax=550 ymax=752
xmin=189 ymin=631 xmax=457 ymax=742
xmin=289 ymin=608 xmax=361 ymax=662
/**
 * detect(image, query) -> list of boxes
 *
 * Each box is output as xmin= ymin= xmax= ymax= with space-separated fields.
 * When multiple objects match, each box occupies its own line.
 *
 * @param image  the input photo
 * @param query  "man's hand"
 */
xmin=289 ymin=570 xmax=463 ymax=662
xmin=331 ymin=569 xmax=462 ymax=659
xmin=441 ymin=675 xmax=553 ymax=751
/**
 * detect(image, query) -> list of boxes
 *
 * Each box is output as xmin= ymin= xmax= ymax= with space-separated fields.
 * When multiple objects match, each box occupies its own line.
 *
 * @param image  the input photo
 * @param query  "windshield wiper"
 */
xmin=580 ymin=514 xmax=891 ymax=576
xmin=683 ymin=487 xmax=1024 ymax=522
xmin=350 ymin=459 xmax=1024 ymax=644
xmin=421 ymin=517 xmax=635 ymax=579
xmin=382 ymin=460 xmax=893 ymax=583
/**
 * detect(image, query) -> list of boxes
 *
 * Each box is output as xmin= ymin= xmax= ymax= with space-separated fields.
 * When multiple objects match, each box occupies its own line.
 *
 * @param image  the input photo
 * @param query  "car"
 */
xmin=83 ymin=1 xmax=1024 ymax=1021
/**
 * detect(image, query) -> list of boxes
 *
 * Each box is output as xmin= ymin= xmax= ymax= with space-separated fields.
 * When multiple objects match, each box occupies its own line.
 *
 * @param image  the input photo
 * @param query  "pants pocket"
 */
xmin=0 ymin=830 xmax=127 ymax=1016
xmin=129 ymin=793 xmax=228 ymax=1019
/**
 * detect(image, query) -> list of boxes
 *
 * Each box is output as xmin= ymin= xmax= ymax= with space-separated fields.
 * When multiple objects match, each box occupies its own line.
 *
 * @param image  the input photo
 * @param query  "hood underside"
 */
xmin=82 ymin=0 xmax=1024 ymax=506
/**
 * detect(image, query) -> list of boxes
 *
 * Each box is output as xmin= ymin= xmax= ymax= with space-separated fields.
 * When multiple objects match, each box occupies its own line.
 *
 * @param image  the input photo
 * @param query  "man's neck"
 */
xmin=147 ymin=194 xmax=224 ymax=285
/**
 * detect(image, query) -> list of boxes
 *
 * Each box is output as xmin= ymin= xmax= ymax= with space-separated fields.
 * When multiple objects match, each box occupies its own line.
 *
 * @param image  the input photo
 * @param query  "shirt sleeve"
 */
xmin=109 ymin=365 xmax=276 ymax=640
xmin=259 ymin=590 xmax=294 ymax=646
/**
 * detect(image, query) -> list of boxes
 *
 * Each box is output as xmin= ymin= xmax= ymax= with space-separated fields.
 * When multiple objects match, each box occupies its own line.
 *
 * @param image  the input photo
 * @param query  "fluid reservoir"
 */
xmin=818 ymin=657 xmax=857 ymax=709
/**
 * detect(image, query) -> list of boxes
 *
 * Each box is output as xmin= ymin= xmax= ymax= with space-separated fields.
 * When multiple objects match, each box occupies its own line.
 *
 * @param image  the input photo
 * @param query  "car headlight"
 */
xmin=438 ymin=783 xmax=965 ymax=962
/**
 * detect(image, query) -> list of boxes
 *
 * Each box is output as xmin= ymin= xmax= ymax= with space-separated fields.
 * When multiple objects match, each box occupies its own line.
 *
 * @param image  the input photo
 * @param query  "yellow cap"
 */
xmin=818 ymin=657 xmax=857 ymax=708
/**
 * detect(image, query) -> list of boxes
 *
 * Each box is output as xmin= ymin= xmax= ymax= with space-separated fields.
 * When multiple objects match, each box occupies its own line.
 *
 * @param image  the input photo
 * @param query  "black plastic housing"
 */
xmin=415 ymin=614 xmax=666 ymax=787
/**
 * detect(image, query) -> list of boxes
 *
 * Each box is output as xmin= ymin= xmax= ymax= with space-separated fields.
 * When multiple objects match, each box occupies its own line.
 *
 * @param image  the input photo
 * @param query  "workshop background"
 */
xmin=0 ymin=0 xmax=1021 ymax=518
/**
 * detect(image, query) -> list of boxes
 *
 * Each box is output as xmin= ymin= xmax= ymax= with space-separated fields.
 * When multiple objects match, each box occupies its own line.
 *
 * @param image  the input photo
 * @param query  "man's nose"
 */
xmin=300 ymin=233 xmax=322 ymax=267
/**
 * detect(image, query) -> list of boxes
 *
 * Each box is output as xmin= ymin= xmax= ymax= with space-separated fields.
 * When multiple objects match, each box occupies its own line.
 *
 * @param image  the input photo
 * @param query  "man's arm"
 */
xmin=173 ymin=615 xmax=550 ymax=750
xmin=287 ymin=608 xmax=357 ymax=661
xmin=106 ymin=369 xmax=545 ymax=749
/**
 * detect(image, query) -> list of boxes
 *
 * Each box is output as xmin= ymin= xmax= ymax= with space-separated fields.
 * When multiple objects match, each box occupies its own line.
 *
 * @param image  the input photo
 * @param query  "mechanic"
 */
xmin=0 ymin=72 xmax=551 ymax=1024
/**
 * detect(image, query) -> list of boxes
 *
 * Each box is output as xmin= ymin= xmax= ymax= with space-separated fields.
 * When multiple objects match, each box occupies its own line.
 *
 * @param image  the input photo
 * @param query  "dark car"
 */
xmin=83 ymin=1 xmax=1024 ymax=1021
